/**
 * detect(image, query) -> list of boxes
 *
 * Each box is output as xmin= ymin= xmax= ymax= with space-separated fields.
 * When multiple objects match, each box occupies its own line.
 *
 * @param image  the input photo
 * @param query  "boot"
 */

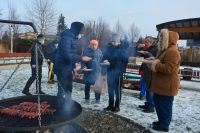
xmin=104 ymin=99 xmax=114 ymax=111
xmin=36 ymin=89 xmax=45 ymax=95
xmin=112 ymin=99 xmax=120 ymax=112
xmin=22 ymin=89 xmax=32 ymax=95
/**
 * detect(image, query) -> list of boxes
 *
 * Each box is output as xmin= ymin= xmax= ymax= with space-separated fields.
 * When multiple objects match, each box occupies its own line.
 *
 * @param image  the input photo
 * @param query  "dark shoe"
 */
xmin=48 ymin=80 xmax=55 ymax=84
xmin=152 ymin=121 xmax=160 ymax=126
xmin=142 ymin=108 xmax=155 ymax=113
xmin=84 ymin=99 xmax=90 ymax=104
xmin=104 ymin=106 xmax=114 ymax=111
xmin=111 ymin=107 xmax=120 ymax=113
xmin=95 ymin=100 xmax=101 ymax=104
xmin=138 ymin=105 xmax=148 ymax=109
xmin=139 ymin=96 xmax=145 ymax=100
xmin=36 ymin=90 xmax=45 ymax=95
xmin=153 ymin=125 xmax=169 ymax=132
xmin=22 ymin=90 xmax=32 ymax=96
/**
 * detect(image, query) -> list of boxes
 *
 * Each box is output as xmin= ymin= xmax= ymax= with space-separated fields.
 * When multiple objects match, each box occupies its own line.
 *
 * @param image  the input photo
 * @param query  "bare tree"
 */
xmin=7 ymin=1 xmax=20 ymax=52
xmin=26 ymin=0 xmax=57 ymax=34
xmin=82 ymin=17 xmax=111 ymax=51
xmin=113 ymin=19 xmax=125 ymax=35
xmin=0 ymin=9 xmax=4 ymax=38
xmin=8 ymin=1 xmax=20 ymax=36
xmin=128 ymin=23 xmax=140 ymax=46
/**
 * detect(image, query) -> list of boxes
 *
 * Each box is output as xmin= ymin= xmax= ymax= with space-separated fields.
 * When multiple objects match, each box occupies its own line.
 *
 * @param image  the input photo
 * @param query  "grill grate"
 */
xmin=0 ymin=95 xmax=82 ymax=132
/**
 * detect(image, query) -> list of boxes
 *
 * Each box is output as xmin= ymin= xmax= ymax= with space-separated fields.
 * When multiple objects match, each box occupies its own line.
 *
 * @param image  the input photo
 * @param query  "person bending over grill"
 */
xmin=54 ymin=22 xmax=91 ymax=105
xmin=22 ymin=34 xmax=46 ymax=95
xmin=102 ymin=33 xmax=128 ymax=112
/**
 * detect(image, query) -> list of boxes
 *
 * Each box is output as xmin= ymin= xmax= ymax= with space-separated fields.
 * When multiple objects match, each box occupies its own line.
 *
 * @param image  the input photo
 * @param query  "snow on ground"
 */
xmin=0 ymin=64 xmax=200 ymax=133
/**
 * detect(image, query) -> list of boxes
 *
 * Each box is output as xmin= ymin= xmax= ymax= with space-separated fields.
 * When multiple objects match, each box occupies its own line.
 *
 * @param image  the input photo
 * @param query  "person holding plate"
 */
xmin=82 ymin=39 xmax=103 ymax=103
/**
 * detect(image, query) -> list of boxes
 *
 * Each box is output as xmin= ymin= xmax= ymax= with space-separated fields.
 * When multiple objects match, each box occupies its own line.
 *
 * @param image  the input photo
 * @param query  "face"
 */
xmin=112 ymin=41 xmax=120 ymax=46
xmin=143 ymin=38 xmax=153 ymax=49
xmin=38 ymin=37 xmax=45 ymax=45
xmin=89 ymin=43 xmax=98 ymax=51
xmin=78 ymin=33 xmax=84 ymax=39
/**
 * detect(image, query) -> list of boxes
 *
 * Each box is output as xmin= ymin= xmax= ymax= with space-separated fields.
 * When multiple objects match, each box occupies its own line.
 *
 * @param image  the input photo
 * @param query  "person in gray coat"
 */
xmin=82 ymin=39 xmax=103 ymax=103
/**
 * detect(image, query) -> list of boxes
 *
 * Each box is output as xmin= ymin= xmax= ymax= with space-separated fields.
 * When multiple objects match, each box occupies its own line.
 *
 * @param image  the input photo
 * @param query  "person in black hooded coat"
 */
xmin=54 ymin=22 xmax=91 ymax=104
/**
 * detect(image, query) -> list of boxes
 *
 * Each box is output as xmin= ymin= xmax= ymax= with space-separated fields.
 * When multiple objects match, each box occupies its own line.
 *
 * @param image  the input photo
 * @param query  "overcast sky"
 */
xmin=0 ymin=0 xmax=199 ymax=45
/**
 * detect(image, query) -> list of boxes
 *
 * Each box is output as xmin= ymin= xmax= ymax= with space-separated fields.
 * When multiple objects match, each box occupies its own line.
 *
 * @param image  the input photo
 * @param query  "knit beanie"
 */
xmin=90 ymin=39 xmax=98 ymax=45
xmin=70 ymin=22 xmax=84 ymax=36
xmin=111 ymin=33 xmax=120 ymax=42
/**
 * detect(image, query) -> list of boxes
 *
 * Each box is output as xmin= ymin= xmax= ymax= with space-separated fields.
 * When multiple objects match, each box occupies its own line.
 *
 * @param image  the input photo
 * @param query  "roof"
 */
xmin=156 ymin=18 xmax=200 ymax=40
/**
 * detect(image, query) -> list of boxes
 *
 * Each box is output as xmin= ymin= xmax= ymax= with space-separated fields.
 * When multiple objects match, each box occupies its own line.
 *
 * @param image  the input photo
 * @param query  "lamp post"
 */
xmin=10 ymin=24 xmax=14 ymax=53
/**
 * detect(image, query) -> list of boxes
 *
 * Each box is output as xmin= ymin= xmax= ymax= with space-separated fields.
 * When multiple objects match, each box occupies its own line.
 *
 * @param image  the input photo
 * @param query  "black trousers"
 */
xmin=23 ymin=65 xmax=42 ymax=92
xmin=85 ymin=83 xmax=101 ymax=100
xmin=56 ymin=70 xmax=73 ymax=99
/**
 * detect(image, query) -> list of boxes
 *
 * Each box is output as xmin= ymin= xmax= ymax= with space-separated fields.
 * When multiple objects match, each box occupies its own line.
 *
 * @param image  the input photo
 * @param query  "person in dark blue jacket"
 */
xmin=22 ymin=34 xmax=46 ymax=95
xmin=103 ymin=33 xmax=129 ymax=112
xmin=54 ymin=22 xmax=91 ymax=105
xmin=82 ymin=39 xmax=103 ymax=103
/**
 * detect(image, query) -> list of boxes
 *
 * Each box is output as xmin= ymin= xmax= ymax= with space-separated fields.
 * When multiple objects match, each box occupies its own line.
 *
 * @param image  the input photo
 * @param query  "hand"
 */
xmin=102 ymin=60 xmax=110 ymax=65
xmin=143 ymin=59 xmax=153 ymax=64
xmin=146 ymin=57 xmax=155 ymax=60
xmin=72 ymin=69 xmax=78 ymax=76
xmin=82 ymin=56 xmax=91 ymax=62
xmin=137 ymin=43 xmax=145 ymax=49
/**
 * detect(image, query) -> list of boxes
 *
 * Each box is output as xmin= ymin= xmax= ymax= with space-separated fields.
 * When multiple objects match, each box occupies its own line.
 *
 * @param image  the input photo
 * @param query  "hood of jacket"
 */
xmin=158 ymin=29 xmax=179 ymax=51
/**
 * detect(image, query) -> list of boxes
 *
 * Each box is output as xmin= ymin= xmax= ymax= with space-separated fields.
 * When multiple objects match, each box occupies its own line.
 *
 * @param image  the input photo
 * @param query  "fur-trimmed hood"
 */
xmin=157 ymin=29 xmax=179 ymax=51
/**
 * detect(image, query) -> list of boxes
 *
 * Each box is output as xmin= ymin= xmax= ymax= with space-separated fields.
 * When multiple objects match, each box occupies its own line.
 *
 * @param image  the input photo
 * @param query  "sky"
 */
xmin=0 ymin=0 xmax=200 ymax=45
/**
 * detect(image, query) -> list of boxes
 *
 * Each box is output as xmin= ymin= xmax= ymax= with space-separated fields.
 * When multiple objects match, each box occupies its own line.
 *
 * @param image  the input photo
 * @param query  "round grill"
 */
xmin=0 ymin=95 xmax=82 ymax=132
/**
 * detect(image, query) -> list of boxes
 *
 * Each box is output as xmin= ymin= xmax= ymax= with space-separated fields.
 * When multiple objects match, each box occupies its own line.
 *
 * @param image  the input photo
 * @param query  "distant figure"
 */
xmin=45 ymin=40 xmax=59 ymax=84
xmin=22 ymin=34 xmax=46 ymax=95
xmin=47 ymin=59 xmax=55 ymax=84
xmin=82 ymin=39 xmax=103 ymax=103
xmin=144 ymin=29 xmax=181 ymax=132
xmin=102 ymin=33 xmax=128 ymax=112
xmin=54 ymin=22 xmax=91 ymax=105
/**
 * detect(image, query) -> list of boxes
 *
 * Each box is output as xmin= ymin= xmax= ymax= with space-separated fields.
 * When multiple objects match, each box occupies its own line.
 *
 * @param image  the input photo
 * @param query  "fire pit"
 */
xmin=0 ymin=95 xmax=82 ymax=132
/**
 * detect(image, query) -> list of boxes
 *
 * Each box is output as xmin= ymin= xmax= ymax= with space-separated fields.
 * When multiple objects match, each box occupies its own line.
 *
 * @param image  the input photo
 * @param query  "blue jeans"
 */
xmin=145 ymin=90 xmax=154 ymax=108
xmin=154 ymin=94 xmax=174 ymax=129
xmin=139 ymin=77 xmax=146 ymax=97
xmin=107 ymin=72 xmax=122 ymax=107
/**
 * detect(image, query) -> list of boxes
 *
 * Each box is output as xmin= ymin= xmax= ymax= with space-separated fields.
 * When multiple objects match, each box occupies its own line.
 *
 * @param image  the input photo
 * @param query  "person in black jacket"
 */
xmin=54 ymin=22 xmax=91 ymax=106
xmin=22 ymin=34 xmax=46 ymax=95
xmin=102 ymin=33 xmax=128 ymax=112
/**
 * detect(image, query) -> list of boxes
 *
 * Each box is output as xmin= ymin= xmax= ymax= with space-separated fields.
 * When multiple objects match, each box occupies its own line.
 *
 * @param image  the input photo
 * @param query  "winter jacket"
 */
xmin=103 ymin=42 xmax=128 ymax=77
xmin=149 ymin=29 xmax=181 ymax=96
xmin=139 ymin=44 xmax=158 ymax=86
xmin=83 ymin=47 xmax=103 ymax=84
xmin=30 ymin=41 xmax=44 ymax=66
xmin=54 ymin=29 xmax=82 ymax=73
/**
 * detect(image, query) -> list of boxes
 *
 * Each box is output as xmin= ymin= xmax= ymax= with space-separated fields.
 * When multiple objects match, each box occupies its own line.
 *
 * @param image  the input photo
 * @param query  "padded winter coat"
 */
xmin=83 ymin=47 xmax=103 ymax=84
xmin=54 ymin=29 xmax=82 ymax=73
xmin=149 ymin=29 xmax=181 ymax=96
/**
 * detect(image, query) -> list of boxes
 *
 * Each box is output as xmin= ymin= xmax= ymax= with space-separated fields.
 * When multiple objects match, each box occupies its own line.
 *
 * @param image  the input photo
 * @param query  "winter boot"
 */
xmin=112 ymin=99 xmax=120 ymax=112
xmin=22 ymin=89 xmax=32 ymax=95
xmin=104 ymin=99 xmax=114 ymax=111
